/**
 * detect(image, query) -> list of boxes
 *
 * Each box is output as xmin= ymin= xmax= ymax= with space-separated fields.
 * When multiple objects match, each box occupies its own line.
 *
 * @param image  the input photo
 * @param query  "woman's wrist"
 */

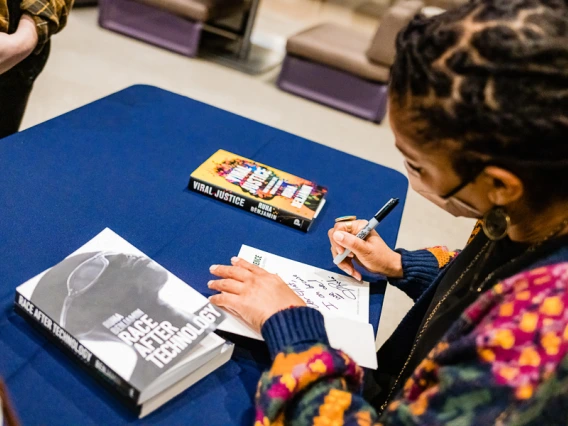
xmin=261 ymin=306 xmax=329 ymax=359
xmin=259 ymin=302 xmax=306 ymax=330
xmin=383 ymin=251 xmax=404 ymax=278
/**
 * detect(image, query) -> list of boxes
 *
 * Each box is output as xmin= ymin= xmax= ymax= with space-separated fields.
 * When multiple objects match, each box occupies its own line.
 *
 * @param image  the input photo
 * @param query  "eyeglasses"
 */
xmin=60 ymin=252 xmax=114 ymax=327
xmin=67 ymin=252 xmax=111 ymax=296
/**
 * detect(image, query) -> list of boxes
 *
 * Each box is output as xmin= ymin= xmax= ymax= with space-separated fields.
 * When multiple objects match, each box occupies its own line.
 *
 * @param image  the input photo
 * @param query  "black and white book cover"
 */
xmin=15 ymin=228 xmax=227 ymax=403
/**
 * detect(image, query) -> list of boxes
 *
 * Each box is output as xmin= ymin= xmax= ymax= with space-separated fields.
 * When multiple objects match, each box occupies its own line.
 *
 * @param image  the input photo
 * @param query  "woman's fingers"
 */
xmin=210 ymin=259 xmax=308 ymax=332
xmin=336 ymin=260 xmax=353 ymax=276
xmin=351 ymin=268 xmax=362 ymax=281
xmin=230 ymin=257 xmax=265 ymax=274
xmin=329 ymin=227 xmax=345 ymax=255
xmin=333 ymin=231 xmax=371 ymax=258
xmin=329 ymin=220 xmax=370 ymax=256
xmin=209 ymin=292 xmax=242 ymax=313
xmin=334 ymin=220 xmax=368 ymax=235
xmin=337 ymin=260 xmax=362 ymax=281
xmin=209 ymin=264 xmax=251 ymax=281
xmin=330 ymin=224 xmax=365 ymax=281
xmin=208 ymin=278 xmax=245 ymax=295
xmin=331 ymin=251 xmax=358 ymax=280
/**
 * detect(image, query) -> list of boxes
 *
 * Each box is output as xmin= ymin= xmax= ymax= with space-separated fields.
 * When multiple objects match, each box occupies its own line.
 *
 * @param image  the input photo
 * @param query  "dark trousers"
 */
xmin=0 ymin=42 xmax=50 ymax=139
xmin=1 ymin=0 xmax=50 ymax=140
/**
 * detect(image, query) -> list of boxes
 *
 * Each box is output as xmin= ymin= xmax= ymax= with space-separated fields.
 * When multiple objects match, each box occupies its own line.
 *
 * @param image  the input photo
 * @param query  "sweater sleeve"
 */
xmin=388 ymin=247 xmax=458 ymax=301
xmin=256 ymin=306 xmax=380 ymax=426
xmin=256 ymin=264 xmax=568 ymax=426
xmin=21 ymin=0 xmax=73 ymax=52
xmin=377 ymin=262 xmax=568 ymax=425
xmin=388 ymin=221 xmax=481 ymax=301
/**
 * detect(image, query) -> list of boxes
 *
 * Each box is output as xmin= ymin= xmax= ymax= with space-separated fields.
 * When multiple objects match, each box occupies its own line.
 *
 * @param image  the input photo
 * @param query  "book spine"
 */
xmin=14 ymin=292 xmax=141 ymax=403
xmin=188 ymin=176 xmax=313 ymax=232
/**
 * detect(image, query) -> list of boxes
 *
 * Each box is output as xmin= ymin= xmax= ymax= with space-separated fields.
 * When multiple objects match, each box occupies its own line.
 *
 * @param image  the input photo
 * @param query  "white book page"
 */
xmin=240 ymin=245 xmax=369 ymax=322
xmin=217 ymin=245 xmax=377 ymax=369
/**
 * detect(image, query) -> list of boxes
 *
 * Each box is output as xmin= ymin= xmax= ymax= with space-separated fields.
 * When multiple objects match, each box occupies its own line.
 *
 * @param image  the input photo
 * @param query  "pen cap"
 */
xmin=373 ymin=198 xmax=399 ymax=221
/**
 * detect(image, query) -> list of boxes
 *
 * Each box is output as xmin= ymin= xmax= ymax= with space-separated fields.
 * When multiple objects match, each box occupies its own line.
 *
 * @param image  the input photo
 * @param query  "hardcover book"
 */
xmin=14 ymin=228 xmax=234 ymax=418
xmin=188 ymin=150 xmax=328 ymax=232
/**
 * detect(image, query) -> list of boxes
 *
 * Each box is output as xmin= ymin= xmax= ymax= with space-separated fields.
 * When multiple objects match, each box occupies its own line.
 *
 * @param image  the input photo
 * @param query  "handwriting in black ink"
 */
xmin=305 ymin=298 xmax=318 ymax=309
xmin=328 ymin=292 xmax=344 ymax=300
xmin=322 ymin=301 xmax=338 ymax=310
xmin=326 ymin=277 xmax=357 ymax=300
xmin=292 ymin=275 xmax=307 ymax=285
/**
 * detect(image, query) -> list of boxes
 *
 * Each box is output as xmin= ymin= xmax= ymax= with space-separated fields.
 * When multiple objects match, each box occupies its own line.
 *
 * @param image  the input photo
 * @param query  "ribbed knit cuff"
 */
xmin=389 ymin=249 xmax=441 ymax=301
xmin=261 ymin=307 xmax=329 ymax=360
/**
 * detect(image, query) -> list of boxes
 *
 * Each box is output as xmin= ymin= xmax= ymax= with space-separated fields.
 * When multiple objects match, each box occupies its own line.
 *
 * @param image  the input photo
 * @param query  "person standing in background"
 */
xmin=0 ymin=0 xmax=73 ymax=139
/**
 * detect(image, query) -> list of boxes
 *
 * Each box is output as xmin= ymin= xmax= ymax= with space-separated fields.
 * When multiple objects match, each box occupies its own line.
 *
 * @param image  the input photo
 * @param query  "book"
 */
xmin=14 ymin=229 xmax=234 ymax=418
xmin=188 ymin=150 xmax=328 ymax=232
xmin=216 ymin=245 xmax=378 ymax=370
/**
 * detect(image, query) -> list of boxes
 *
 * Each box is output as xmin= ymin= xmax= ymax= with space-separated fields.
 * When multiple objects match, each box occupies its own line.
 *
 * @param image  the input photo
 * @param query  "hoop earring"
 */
xmin=482 ymin=206 xmax=511 ymax=241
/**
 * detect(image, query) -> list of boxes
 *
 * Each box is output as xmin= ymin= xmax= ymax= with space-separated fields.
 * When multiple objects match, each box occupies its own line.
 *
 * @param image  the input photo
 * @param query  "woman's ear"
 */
xmin=482 ymin=166 xmax=524 ymax=206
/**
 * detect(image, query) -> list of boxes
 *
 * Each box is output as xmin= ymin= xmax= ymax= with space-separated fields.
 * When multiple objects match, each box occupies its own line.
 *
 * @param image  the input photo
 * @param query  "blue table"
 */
xmin=0 ymin=86 xmax=407 ymax=425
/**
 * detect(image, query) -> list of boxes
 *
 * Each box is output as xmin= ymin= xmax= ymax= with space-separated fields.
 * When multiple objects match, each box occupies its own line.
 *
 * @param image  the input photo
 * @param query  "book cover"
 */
xmin=14 ymin=229 xmax=226 ymax=405
xmin=188 ymin=150 xmax=327 ymax=232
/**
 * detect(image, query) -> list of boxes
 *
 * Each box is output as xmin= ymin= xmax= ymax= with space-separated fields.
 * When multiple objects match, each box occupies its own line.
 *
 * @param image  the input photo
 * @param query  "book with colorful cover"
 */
xmin=188 ymin=150 xmax=328 ymax=232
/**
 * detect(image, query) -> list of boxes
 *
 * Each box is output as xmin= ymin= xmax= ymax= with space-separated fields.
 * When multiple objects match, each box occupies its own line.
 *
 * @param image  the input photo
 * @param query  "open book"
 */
xmin=217 ymin=245 xmax=378 ymax=369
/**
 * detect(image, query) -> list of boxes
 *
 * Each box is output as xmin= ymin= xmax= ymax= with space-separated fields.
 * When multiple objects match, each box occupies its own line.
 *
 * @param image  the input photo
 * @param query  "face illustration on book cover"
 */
xmin=29 ymin=252 xmax=224 ymax=388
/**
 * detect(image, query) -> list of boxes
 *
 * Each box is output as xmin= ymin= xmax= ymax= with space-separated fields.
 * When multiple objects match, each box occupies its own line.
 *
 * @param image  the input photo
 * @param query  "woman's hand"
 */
xmin=328 ymin=220 xmax=403 ymax=281
xmin=0 ymin=15 xmax=38 ymax=75
xmin=208 ymin=257 xmax=306 ymax=332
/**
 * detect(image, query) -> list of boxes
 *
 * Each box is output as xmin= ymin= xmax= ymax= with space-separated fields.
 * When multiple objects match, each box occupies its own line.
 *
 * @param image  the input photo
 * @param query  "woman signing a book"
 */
xmin=208 ymin=0 xmax=568 ymax=424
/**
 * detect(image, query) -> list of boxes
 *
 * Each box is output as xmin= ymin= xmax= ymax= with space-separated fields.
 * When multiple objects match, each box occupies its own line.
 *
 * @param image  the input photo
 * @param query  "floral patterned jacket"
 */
xmin=255 ymin=227 xmax=568 ymax=425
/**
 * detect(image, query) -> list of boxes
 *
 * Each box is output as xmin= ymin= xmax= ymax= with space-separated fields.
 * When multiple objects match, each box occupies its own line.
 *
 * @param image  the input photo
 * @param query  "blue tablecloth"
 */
xmin=0 ymin=85 xmax=408 ymax=425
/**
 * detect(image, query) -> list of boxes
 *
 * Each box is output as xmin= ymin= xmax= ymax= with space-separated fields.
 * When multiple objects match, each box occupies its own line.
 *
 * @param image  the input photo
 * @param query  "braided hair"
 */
xmin=390 ymin=0 xmax=568 ymax=209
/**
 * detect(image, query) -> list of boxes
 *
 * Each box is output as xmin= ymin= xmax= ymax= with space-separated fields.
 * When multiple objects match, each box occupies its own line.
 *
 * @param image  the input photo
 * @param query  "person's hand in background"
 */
xmin=329 ymin=220 xmax=403 ymax=281
xmin=208 ymin=257 xmax=305 ymax=332
xmin=0 ymin=15 xmax=38 ymax=75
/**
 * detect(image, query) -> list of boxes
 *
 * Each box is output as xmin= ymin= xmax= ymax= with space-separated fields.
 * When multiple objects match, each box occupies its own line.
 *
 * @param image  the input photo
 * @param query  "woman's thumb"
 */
xmin=333 ymin=231 xmax=366 ymax=255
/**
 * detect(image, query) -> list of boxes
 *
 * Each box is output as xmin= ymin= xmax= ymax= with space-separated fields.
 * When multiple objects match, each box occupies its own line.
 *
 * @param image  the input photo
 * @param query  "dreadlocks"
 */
xmin=390 ymin=0 xmax=568 ymax=208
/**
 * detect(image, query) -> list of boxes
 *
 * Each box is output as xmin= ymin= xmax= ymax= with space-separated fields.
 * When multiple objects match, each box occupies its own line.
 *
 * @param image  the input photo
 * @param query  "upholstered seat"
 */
xmin=99 ymin=0 xmax=246 ymax=58
xmin=366 ymin=0 xmax=424 ymax=67
xmin=135 ymin=0 xmax=247 ymax=23
xmin=286 ymin=23 xmax=390 ymax=83
xmin=277 ymin=0 xmax=426 ymax=123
